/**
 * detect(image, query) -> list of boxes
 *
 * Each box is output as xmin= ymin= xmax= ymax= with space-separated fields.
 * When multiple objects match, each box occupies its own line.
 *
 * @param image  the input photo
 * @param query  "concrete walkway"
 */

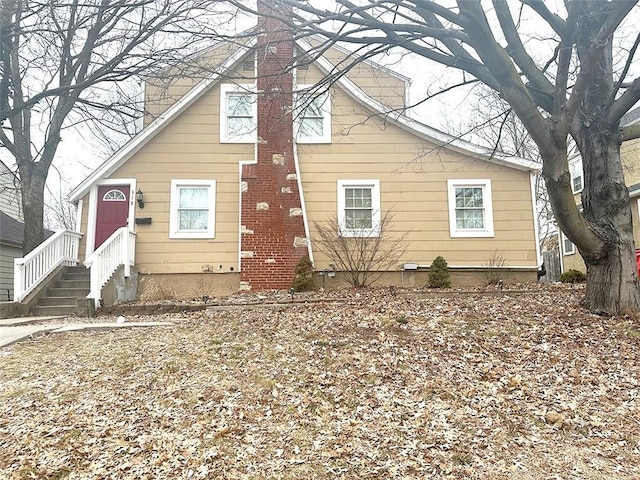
xmin=0 ymin=316 xmax=173 ymax=348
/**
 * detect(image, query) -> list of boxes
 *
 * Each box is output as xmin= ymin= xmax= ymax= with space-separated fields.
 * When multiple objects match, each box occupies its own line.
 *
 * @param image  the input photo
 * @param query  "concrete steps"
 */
xmin=30 ymin=266 xmax=90 ymax=317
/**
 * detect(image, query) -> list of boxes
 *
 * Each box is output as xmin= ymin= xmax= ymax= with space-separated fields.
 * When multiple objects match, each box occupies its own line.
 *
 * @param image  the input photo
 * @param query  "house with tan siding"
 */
xmin=67 ymin=9 xmax=541 ymax=303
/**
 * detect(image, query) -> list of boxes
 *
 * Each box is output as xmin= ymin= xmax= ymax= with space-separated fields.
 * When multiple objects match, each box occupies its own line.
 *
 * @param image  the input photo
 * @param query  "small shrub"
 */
xmin=313 ymin=211 xmax=408 ymax=288
xmin=429 ymin=256 xmax=451 ymax=288
xmin=291 ymin=255 xmax=314 ymax=291
xmin=483 ymin=250 xmax=508 ymax=285
xmin=560 ymin=269 xmax=586 ymax=283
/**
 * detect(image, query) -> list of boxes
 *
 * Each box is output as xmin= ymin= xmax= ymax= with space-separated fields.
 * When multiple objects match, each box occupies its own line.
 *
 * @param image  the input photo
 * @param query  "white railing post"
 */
xmin=123 ymin=228 xmax=131 ymax=278
xmin=13 ymin=258 xmax=25 ymax=302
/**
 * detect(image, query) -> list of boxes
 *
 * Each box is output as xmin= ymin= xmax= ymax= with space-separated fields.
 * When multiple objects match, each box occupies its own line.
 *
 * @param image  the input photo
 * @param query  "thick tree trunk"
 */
xmin=583 ymin=240 xmax=639 ymax=315
xmin=577 ymin=128 xmax=640 ymax=314
xmin=21 ymin=169 xmax=46 ymax=255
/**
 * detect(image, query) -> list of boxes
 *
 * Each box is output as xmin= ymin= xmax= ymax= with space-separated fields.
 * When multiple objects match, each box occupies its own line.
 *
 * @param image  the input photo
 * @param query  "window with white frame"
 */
xmin=169 ymin=180 xmax=216 ymax=239
xmin=220 ymin=84 xmax=256 ymax=143
xmin=569 ymin=158 xmax=583 ymax=193
xmin=337 ymin=180 xmax=381 ymax=237
xmin=447 ymin=179 xmax=495 ymax=237
xmin=562 ymin=232 xmax=576 ymax=255
xmin=296 ymin=86 xmax=331 ymax=143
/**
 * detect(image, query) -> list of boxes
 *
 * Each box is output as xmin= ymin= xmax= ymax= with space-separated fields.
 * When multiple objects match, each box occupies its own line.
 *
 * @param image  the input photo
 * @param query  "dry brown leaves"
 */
xmin=1 ymin=284 xmax=639 ymax=479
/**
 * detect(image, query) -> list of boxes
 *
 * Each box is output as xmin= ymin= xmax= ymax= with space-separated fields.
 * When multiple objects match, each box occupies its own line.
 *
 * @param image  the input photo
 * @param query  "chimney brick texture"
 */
xmin=240 ymin=0 xmax=308 ymax=290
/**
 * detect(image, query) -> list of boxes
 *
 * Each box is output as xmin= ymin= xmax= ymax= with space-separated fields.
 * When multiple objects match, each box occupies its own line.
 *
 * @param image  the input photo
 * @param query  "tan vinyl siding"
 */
xmin=561 ymin=248 xmax=585 ymax=273
xmin=633 ymin=196 xmax=640 ymax=244
xmin=100 ymin=83 xmax=252 ymax=274
xmin=299 ymin=41 xmax=407 ymax=110
xmin=301 ymin=87 xmax=537 ymax=269
xmin=622 ymin=137 xmax=640 ymax=187
xmin=144 ymin=41 xmax=255 ymax=125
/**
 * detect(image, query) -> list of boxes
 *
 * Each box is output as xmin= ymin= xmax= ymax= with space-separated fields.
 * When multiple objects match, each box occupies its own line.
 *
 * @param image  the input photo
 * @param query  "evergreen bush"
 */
xmin=429 ymin=256 xmax=451 ymax=288
xmin=560 ymin=269 xmax=586 ymax=283
xmin=291 ymin=255 xmax=314 ymax=291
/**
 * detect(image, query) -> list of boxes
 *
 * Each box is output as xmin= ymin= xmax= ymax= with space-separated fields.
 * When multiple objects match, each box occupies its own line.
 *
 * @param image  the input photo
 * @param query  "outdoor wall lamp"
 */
xmin=136 ymin=189 xmax=144 ymax=209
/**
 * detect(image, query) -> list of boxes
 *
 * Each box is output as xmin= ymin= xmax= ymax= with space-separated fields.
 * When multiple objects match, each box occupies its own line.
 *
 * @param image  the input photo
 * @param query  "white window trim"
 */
xmin=220 ymin=83 xmax=256 ymax=143
xmin=569 ymin=158 xmax=583 ymax=194
xmin=337 ymin=179 xmax=381 ymax=237
xmin=562 ymin=232 xmax=576 ymax=256
xmin=447 ymin=179 xmax=495 ymax=238
xmin=169 ymin=179 xmax=216 ymax=239
xmin=295 ymin=85 xmax=331 ymax=144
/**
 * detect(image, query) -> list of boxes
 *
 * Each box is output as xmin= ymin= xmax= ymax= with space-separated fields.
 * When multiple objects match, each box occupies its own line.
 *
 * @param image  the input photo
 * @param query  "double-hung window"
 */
xmin=569 ymin=158 xmax=583 ymax=194
xmin=447 ymin=179 xmax=494 ymax=237
xmin=220 ymin=84 xmax=256 ymax=143
xmin=169 ymin=180 xmax=216 ymax=239
xmin=296 ymin=86 xmax=331 ymax=143
xmin=337 ymin=180 xmax=381 ymax=237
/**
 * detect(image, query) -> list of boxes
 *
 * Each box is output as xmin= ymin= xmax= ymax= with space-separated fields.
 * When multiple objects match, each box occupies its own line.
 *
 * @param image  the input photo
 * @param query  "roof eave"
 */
xmin=296 ymin=38 xmax=540 ymax=173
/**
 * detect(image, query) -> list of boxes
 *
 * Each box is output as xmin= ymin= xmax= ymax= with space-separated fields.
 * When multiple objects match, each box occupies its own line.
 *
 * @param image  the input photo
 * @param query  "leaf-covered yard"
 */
xmin=1 ymin=285 xmax=639 ymax=479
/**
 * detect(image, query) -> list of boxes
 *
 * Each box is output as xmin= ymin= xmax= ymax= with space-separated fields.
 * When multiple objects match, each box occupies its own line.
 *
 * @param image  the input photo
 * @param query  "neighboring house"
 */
xmin=560 ymin=107 xmax=640 ymax=273
xmin=0 ymin=160 xmax=23 ymax=301
xmin=67 ymin=7 xmax=540 ymax=301
xmin=0 ymin=160 xmax=21 ymax=221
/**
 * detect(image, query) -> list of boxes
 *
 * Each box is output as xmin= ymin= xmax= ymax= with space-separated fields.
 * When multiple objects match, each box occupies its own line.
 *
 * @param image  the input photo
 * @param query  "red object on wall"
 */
xmin=635 ymin=250 xmax=640 ymax=277
xmin=240 ymin=0 xmax=309 ymax=291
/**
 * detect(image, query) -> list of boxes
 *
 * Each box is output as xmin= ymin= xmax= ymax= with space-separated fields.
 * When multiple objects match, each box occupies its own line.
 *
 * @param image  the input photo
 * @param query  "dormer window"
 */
xmin=295 ymin=86 xmax=331 ymax=144
xmin=220 ymin=84 xmax=256 ymax=143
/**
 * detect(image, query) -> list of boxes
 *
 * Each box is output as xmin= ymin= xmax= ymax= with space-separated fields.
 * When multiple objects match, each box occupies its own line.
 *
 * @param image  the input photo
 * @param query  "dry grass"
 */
xmin=1 ymin=285 xmax=639 ymax=479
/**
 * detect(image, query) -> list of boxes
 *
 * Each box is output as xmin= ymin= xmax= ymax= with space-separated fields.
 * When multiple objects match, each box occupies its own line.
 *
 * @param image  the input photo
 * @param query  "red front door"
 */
xmin=95 ymin=185 xmax=130 ymax=249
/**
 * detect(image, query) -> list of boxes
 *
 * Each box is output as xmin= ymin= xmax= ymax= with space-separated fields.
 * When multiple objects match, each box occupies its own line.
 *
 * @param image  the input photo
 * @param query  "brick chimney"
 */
xmin=239 ymin=0 xmax=309 ymax=291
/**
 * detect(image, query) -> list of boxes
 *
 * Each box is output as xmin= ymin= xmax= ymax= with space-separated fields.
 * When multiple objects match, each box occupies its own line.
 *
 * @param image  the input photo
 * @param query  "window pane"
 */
xmin=304 ymin=97 xmax=324 ymax=117
xmin=228 ymin=94 xmax=253 ymax=116
xmin=299 ymin=92 xmax=326 ymax=140
xmin=228 ymin=117 xmax=254 ymax=137
xmin=103 ymin=190 xmax=126 ymax=201
xmin=564 ymin=236 xmax=574 ymax=253
xmin=456 ymin=187 xmax=483 ymax=208
xmin=572 ymin=176 xmax=582 ymax=192
xmin=346 ymin=209 xmax=372 ymax=229
xmin=179 ymin=210 xmax=208 ymax=230
xmin=345 ymin=188 xmax=372 ymax=208
xmin=300 ymin=118 xmax=323 ymax=137
xmin=179 ymin=187 xmax=208 ymax=208
xmin=456 ymin=209 xmax=484 ymax=229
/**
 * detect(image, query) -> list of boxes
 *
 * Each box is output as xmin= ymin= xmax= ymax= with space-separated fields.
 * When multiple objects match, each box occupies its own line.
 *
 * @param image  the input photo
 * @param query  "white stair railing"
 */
xmin=84 ymin=227 xmax=136 ymax=308
xmin=14 ymin=230 xmax=83 ymax=302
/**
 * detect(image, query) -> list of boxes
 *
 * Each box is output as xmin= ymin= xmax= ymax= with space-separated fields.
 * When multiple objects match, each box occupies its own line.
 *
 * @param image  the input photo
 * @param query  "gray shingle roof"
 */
xmin=621 ymin=106 xmax=640 ymax=127
xmin=0 ymin=211 xmax=54 ymax=246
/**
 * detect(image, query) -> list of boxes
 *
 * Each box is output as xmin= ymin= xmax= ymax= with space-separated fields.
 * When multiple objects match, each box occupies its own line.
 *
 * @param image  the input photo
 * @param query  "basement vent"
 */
xmin=402 ymin=263 xmax=419 ymax=270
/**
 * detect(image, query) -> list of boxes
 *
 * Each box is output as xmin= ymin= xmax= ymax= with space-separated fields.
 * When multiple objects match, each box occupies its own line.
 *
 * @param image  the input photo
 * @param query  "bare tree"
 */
xmin=232 ymin=0 xmax=640 ymax=314
xmin=0 ymin=0 xmax=244 ymax=254
xmin=313 ymin=211 xmax=408 ymax=288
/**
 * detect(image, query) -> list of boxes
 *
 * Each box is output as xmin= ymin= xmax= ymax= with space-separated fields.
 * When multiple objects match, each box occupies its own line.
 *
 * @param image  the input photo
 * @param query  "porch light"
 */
xmin=136 ymin=189 xmax=144 ymax=208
